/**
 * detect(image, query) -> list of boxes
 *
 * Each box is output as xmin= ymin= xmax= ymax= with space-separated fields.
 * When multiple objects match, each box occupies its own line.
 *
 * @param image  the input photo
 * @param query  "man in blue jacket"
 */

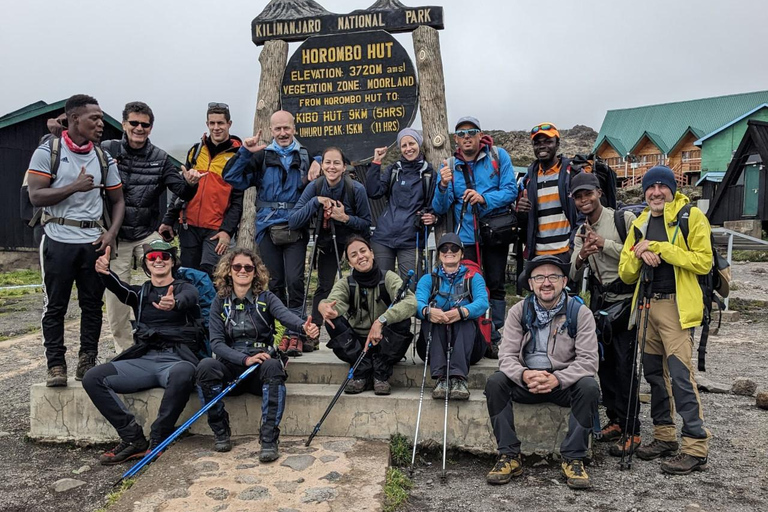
xmin=432 ymin=116 xmax=517 ymax=350
xmin=223 ymin=111 xmax=311 ymax=355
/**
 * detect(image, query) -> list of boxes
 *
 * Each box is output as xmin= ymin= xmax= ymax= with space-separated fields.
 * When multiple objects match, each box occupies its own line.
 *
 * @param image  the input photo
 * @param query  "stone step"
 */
xmin=30 ymin=379 xmax=570 ymax=455
xmin=285 ymin=347 xmax=498 ymax=390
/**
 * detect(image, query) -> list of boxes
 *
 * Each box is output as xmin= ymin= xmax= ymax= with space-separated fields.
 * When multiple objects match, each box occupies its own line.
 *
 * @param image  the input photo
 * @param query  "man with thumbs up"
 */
xmin=83 ymin=240 xmax=203 ymax=465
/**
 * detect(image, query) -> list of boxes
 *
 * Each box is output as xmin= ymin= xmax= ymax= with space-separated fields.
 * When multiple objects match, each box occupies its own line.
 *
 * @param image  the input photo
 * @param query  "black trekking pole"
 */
xmin=455 ymin=199 xmax=468 ymax=235
xmin=301 ymin=215 xmax=323 ymax=317
xmin=329 ymin=220 xmax=343 ymax=279
xmin=409 ymin=301 xmax=436 ymax=475
xmin=305 ymin=270 xmax=415 ymax=446
xmin=619 ymin=264 xmax=653 ymax=471
xmin=441 ymin=322 xmax=454 ymax=483
xmin=118 ymin=362 xmax=261 ymax=485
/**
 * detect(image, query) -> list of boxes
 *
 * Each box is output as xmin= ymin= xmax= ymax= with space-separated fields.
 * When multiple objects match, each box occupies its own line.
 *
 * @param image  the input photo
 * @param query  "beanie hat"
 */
xmin=397 ymin=127 xmax=423 ymax=148
xmin=642 ymin=165 xmax=677 ymax=196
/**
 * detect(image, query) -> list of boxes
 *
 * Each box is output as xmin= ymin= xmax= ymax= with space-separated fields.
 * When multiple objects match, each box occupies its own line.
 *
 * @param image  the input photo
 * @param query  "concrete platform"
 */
xmin=29 ymin=350 xmax=572 ymax=455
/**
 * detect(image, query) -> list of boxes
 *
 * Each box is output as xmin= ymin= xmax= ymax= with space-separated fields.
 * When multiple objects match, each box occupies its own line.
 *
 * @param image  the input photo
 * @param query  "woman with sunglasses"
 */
xmin=415 ymin=233 xmax=489 ymax=400
xmin=195 ymin=248 xmax=319 ymax=462
xmin=365 ymin=128 xmax=437 ymax=280
xmin=289 ymin=147 xmax=371 ymax=348
xmin=83 ymin=240 xmax=203 ymax=465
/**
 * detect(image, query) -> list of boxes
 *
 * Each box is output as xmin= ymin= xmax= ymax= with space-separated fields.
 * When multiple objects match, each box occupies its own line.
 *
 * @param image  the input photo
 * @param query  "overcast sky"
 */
xmin=2 ymin=0 xmax=767 ymax=159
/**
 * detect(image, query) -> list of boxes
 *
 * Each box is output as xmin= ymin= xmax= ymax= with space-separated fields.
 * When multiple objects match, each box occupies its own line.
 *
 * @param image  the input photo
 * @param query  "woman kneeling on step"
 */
xmin=196 ymin=248 xmax=319 ymax=461
xmin=318 ymin=235 xmax=417 ymax=395
xmin=415 ymin=233 xmax=489 ymax=400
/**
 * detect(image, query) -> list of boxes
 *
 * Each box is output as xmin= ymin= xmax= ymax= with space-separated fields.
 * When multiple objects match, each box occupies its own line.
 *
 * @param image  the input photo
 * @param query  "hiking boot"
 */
xmin=486 ymin=454 xmax=523 ymax=485
xmin=635 ymin=439 xmax=679 ymax=461
xmin=561 ymin=459 xmax=591 ymax=489
xmin=259 ymin=439 xmax=280 ymax=462
xmin=302 ymin=336 xmax=316 ymax=353
xmin=374 ymin=379 xmax=391 ymax=395
xmin=449 ymin=378 xmax=470 ymax=400
xmin=46 ymin=366 xmax=67 ymax=387
xmin=609 ymin=435 xmax=642 ymax=457
xmin=344 ymin=378 xmax=370 ymax=394
xmin=485 ymin=341 xmax=499 ymax=360
xmin=598 ymin=422 xmax=622 ymax=442
xmin=285 ymin=336 xmax=303 ymax=357
xmin=431 ymin=378 xmax=448 ymax=400
xmin=213 ymin=432 xmax=232 ymax=453
xmin=75 ymin=353 xmax=97 ymax=381
xmin=99 ymin=437 xmax=149 ymax=465
xmin=660 ymin=453 xmax=708 ymax=475
xmin=278 ymin=335 xmax=290 ymax=353
xmin=146 ymin=438 xmax=164 ymax=460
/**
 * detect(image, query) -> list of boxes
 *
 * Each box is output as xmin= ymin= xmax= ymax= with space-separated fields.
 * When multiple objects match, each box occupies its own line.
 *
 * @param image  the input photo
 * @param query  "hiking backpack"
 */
xmin=521 ymin=293 xmax=585 ymax=339
xmin=571 ymin=153 xmax=618 ymax=209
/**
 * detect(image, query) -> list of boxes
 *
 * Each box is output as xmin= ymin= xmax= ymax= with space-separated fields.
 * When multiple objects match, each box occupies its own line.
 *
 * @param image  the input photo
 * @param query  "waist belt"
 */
xmin=42 ymin=213 xmax=103 ymax=230
xmin=234 ymin=340 xmax=268 ymax=351
xmin=651 ymin=292 xmax=674 ymax=300
xmin=256 ymin=201 xmax=296 ymax=209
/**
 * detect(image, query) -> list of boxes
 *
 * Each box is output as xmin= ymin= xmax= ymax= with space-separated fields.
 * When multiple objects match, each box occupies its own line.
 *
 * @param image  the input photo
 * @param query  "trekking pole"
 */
xmin=441 ymin=322 xmax=454 ymax=483
xmin=330 ymin=220 xmax=343 ymax=279
xmin=306 ymin=270 xmax=415 ymax=446
xmin=620 ymin=264 xmax=653 ymax=470
xmin=119 ymin=362 xmax=261 ymax=484
xmin=409 ymin=301 xmax=436 ymax=475
xmin=301 ymin=215 xmax=323 ymax=317
xmin=455 ymin=199 xmax=468 ymax=235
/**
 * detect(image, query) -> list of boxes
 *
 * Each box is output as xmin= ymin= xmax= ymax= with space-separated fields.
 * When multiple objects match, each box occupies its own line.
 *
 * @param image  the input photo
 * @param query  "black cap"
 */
xmin=436 ymin=232 xmax=464 ymax=251
xmin=570 ymin=172 xmax=601 ymax=196
xmin=522 ymin=255 xmax=570 ymax=290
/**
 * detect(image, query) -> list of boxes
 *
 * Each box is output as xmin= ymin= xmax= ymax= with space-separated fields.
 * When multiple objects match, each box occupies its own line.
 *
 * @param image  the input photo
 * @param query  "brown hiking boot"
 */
xmin=278 ymin=335 xmax=290 ymax=353
xmin=598 ymin=422 xmax=622 ymax=442
xmin=486 ymin=454 xmax=523 ymax=485
xmin=75 ymin=353 xmax=97 ymax=381
xmin=285 ymin=336 xmax=303 ymax=357
xmin=46 ymin=366 xmax=67 ymax=387
xmin=561 ymin=459 xmax=591 ymax=489
xmin=636 ymin=439 xmax=679 ymax=460
xmin=344 ymin=378 xmax=370 ymax=394
xmin=99 ymin=437 xmax=149 ymax=465
xmin=609 ymin=435 xmax=642 ymax=457
xmin=661 ymin=453 xmax=708 ymax=475
xmin=373 ymin=379 xmax=391 ymax=395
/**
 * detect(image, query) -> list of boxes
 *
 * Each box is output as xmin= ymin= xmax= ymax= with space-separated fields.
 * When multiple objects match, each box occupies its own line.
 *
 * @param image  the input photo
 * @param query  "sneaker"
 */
xmin=635 ymin=439 xmax=679 ymax=461
xmin=561 ymin=459 xmax=591 ymax=489
xmin=431 ymin=378 xmax=448 ymax=400
xmin=449 ymin=377 xmax=470 ymax=400
xmin=46 ymin=366 xmax=67 ymax=387
xmin=598 ymin=422 xmax=622 ymax=442
xmin=373 ymin=379 xmax=391 ymax=395
xmin=285 ymin=336 xmax=303 ymax=357
xmin=278 ymin=335 xmax=291 ymax=353
xmin=344 ymin=378 xmax=370 ymax=394
xmin=75 ymin=353 xmax=97 ymax=381
xmin=259 ymin=439 xmax=280 ymax=462
xmin=486 ymin=454 xmax=523 ymax=485
xmin=660 ymin=453 xmax=708 ymax=475
xmin=99 ymin=437 xmax=149 ymax=465
xmin=609 ymin=435 xmax=642 ymax=457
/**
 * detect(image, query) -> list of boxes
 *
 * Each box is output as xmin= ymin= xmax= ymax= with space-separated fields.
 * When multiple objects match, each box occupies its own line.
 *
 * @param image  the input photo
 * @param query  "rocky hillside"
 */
xmin=483 ymin=124 xmax=598 ymax=168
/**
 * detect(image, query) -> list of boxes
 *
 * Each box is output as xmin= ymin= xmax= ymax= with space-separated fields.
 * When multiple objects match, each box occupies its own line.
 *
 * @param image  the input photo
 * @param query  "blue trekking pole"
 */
xmin=118 ymin=363 xmax=261 ymax=483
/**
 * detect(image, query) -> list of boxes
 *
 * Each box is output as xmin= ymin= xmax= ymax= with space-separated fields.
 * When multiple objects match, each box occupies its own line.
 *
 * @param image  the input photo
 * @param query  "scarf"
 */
xmin=62 ymin=130 xmax=94 ymax=154
xmin=352 ymin=261 xmax=382 ymax=289
xmin=533 ymin=291 xmax=567 ymax=327
xmin=270 ymin=139 xmax=297 ymax=170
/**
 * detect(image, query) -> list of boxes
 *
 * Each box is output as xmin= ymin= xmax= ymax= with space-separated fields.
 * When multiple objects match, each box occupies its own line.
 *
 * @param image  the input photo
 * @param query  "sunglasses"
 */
xmin=439 ymin=244 xmax=462 ymax=254
xmin=145 ymin=251 xmax=172 ymax=262
xmin=531 ymin=124 xmax=553 ymax=135
xmin=455 ymin=128 xmax=480 ymax=138
xmin=529 ymin=274 xmax=565 ymax=284
xmin=208 ymin=102 xmax=230 ymax=110
xmin=232 ymin=263 xmax=255 ymax=273
xmin=127 ymin=120 xmax=152 ymax=129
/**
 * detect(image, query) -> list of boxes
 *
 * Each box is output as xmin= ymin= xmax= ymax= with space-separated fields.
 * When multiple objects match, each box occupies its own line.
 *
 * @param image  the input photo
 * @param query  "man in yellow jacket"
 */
xmin=618 ymin=165 xmax=712 ymax=475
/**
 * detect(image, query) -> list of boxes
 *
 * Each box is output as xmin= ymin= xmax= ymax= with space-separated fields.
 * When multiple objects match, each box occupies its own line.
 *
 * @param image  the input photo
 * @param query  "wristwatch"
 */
xmin=378 ymin=315 xmax=388 ymax=325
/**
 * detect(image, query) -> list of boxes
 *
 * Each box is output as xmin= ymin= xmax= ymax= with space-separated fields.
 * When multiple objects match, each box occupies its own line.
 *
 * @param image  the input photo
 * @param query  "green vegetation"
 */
xmin=383 ymin=467 xmax=413 ymax=512
xmin=389 ymin=433 xmax=410 ymax=467
xmin=94 ymin=478 xmax=135 ymax=512
xmin=0 ymin=269 xmax=42 ymax=299
xmin=732 ymin=250 xmax=768 ymax=262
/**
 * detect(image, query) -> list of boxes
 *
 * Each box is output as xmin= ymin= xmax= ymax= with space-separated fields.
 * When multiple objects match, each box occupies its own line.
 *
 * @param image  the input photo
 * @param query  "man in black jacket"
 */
xmin=83 ymin=240 xmax=203 ymax=465
xmin=101 ymin=102 xmax=201 ymax=353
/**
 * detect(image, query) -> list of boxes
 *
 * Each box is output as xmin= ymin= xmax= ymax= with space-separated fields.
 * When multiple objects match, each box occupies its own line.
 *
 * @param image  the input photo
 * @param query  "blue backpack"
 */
xmin=176 ymin=266 xmax=216 ymax=357
xmin=521 ymin=293 xmax=585 ymax=339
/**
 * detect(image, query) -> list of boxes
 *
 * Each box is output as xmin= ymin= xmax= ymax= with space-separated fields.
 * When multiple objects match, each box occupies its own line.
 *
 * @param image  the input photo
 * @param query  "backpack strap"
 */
xmin=614 ymin=209 xmax=628 ymax=244
xmin=188 ymin=141 xmax=203 ymax=168
xmin=563 ymin=295 xmax=584 ymax=339
xmin=521 ymin=294 xmax=536 ymax=335
xmin=136 ymin=281 xmax=152 ymax=326
xmin=93 ymin=145 xmax=112 ymax=229
xmin=347 ymin=275 xmax=358 ymax=317
xmin=49 ymin=137 xmax=61 ymax=181
xmin=343 ymin=175 xmax=357 ymax=217
xmin=672 ymin=203 xmax=693 ymax=249
xmin=388 ymin=161 xmax=403 ymax=194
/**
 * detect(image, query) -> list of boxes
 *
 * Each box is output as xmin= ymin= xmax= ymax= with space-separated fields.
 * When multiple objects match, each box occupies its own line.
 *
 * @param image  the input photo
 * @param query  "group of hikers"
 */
xmin=26 ymin=93 xmax=715 ymax=489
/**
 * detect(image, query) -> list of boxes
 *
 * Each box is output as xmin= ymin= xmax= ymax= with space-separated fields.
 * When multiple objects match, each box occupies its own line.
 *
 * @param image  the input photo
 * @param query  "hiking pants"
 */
xmin=640 ymin=295 xmax=709 ymax=457
xmin=258 ymin=233 xmax=308 ymax=336
xmin=370 ymin=241 xmax=422 ymax=289
xmin=82 ymin=349 xmax=196 ymax=443
xmin=485 ymin=371 xmax=599 ymax=460
xmin=179 ymin=225 xmax=225 ymax=277
xmin=40 ymin=236 xmax=104 ymax=369
xmin=105 ymin=232 xmax=161 ymax=354
xmin=427 ymin=321 xmax=484 ymax=380
xmin=311 ymin=237 xmax=344 ymax=330
xmin=598 ymin=302 xmax=640 ymax=435
xmin=326 ymin=316 xmax=412 ymax=381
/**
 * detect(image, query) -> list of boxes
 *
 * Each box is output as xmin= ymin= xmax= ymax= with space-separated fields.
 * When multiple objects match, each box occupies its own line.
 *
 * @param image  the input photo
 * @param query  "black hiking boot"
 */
xmin=636 ymin=439 xmax=679 ymax=460
xmin=210 ymin=412 xmax=232 ymax=453
xmin=75 ymin=352 xmax=97 ymax=381
xmin=259 ymin=439 xmax=280 ymax=462
xmin=660 ymin=453 xmax=708 ymax=475
xmin=46 ymin=366 xmax=67 ymax=387
xmin=100 ymin=436 xmax=149 ymax=465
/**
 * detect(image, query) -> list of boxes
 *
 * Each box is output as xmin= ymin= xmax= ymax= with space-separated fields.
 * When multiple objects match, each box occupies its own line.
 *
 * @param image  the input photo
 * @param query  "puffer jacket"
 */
xmin=618 ymin=192 xmax=712 ymax=329
xmin=102 ymin=136 xmax=197 ymax=241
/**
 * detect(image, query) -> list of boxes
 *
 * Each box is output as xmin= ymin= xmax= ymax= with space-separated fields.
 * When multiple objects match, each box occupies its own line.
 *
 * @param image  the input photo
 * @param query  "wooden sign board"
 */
xmin=281 ymin=30 xmax=418 ymax=163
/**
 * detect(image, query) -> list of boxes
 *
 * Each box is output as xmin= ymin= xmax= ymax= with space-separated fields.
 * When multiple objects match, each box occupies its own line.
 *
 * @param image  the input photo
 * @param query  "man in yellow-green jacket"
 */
xmin=618 ymin=165 xmax=712 ymax=476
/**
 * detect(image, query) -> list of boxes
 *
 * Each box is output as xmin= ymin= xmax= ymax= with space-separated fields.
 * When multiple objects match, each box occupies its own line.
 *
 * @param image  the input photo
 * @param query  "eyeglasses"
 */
xmin=531 ymin=123 xmax=553 ymax=135
xmin=127 ymin=120 xmax=152 ymax=129
xmin=145 ymin=251 xmax=172 ymax=262
xmin=529 ymin=274 xmax=565 ymax=284
xmin=232 ymin=263 xmax=255 ymax=273
xmin=455 ymin=128 xmax=480 ymax=138
xmin=439 ymin=244 xmax=462 ymax=254
xmin=208 ymin=102 xmax=230 ymax=110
